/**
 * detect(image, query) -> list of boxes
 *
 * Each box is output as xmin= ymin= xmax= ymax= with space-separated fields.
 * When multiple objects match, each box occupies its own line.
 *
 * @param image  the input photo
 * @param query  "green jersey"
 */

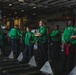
xmin=9 ymin=27 xmax=20 ymax=39
xmin=62 ymin=26 xmax=76 ymax=45
xmin=25 ymin=32 xmax=36 ymax=46
xmin=39 ymin=26 xmax=47 ymax=43
xmin=50 ymin=30 xmax=61 ymax=41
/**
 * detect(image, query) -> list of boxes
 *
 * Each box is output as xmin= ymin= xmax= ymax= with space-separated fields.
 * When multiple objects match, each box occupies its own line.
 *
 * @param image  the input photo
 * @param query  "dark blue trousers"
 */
xmin=50 ymin=41 xmax=61 ymax=60
xmin=38 ymin=43 xmax=48 ymax=66
xmin=0 ymin=46 xmax=5 ymax=55
xmin=11 ymin=39 xmax=18 ymax=58
xmin=63 ymin=44 xmax=76 ymax=71
xmin=22 ymin=45 xmax=33 ymax=62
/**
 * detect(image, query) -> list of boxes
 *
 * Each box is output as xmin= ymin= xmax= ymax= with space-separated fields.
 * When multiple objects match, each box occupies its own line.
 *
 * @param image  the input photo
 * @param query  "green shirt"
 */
xmin=39 ymin=26 xmax=47 ymax=43
xmin=62 ymin=26 xmax=76 ymax=45
xmin=0 ymin=30 xmax=3 ymax=46
xmin=50 ymin=30 xmax=61 ymax=41
xmin=9 ymin=27 xmax=20 ymax=39
xmin=25 ymin=32 xmax=36 ymax=46
xmin=71 ymin=26 xmax=76 ymax=45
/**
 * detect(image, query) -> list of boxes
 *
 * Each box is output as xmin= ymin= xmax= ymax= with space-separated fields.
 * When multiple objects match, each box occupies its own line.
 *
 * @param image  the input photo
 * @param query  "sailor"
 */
xmin=62 ymin=20 xmax=76 ymax=71
xmin=22 ymin=26 xmax=36 ymax=63
xmin=9 ymin=25 xmax=20 ymax=58
xmin=50 ymin=25 xmax=61 ymax=61
xmin=38 ymin=20 xmax=48 ymax=66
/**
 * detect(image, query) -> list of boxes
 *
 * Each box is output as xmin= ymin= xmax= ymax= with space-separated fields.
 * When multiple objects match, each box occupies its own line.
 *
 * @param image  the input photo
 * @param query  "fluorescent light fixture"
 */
xmin=21 ymin=10 xmax=24 ymax=12
xmin=18 ymin=0 xmax=24 ymax=2
xmin=33 ymin=13 xmax=36 ymax=15
xmin=15 ymin=12 xmax=17 ymax=14
xmin=9 ymin=4 xmax=12 ymax=6
xmin=33 ymin=6 xmax=36 ymax=9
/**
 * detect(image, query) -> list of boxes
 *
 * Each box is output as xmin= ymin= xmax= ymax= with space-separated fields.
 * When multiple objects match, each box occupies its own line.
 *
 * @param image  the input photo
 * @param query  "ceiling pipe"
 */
xmin=49 ymin=0 xmax=63 ymax=5
xmin=56 ymin=3 xmax=76 ymax=9
xmin=49 ymin=0 xmax=76 ymax=7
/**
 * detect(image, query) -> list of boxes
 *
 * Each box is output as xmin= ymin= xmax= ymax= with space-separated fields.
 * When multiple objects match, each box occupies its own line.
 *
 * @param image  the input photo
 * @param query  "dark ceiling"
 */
xmin=0 ymin=0 xmax=76 ymax=17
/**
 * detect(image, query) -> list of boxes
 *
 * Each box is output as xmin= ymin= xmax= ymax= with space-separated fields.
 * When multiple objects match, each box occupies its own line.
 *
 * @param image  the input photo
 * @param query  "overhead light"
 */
xmin=18 ymin=0 xmax=24 ymax=2
xmin=33 ymin=13 xmax=36 ymax=15
xmin=33 ymin=6 xmax=36 ymax=9
xmin=15 ymin=12 xmax=17 ymax=14
xmin=9 ymin=4 xmax=12 ymax=6
xmin=21 ymin=10 xmax=24 ymax=12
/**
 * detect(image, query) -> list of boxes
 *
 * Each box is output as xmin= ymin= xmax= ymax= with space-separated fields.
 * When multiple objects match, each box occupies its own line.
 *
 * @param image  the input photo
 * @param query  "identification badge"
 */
xmin=68 ymin=27 xmax=70 ymax=30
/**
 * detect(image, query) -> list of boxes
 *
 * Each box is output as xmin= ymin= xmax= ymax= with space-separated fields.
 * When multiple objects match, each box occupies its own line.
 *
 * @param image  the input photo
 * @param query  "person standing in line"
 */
xmin=9 ymin=25 xmax=20 ymax=59
xmin=15 ymin=25 xmax=21 ymax=57
xmin=50 ymin=25 xmax=61 ymax=61
xmin=22 ymin=26 xmax=36 ymax=63
xmin=0 ymin=26 xmax=4 ymax=55
xmin=15 ymin=25 xmax=21 ymax=53
xmin=22 ymin=26 xmax=27 ymax=50
xmin=70 ymin=34 xmax=76 ymax=68
xmin=38 ymin=20 xmax=48 ymax=66
xmin=62 ymin=20 xmax=76 ymax=72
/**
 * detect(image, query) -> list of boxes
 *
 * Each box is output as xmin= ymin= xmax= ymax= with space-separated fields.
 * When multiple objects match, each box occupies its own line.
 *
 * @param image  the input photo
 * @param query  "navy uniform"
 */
xmin=62 ymin=20 xmax=76 ymax=71
xmin=22 ymin=27 xmax=36 ymax=63
xmin=50 ymin=25 xmax=61 ymax=61
xmin=38 ymin=21 xmax=48 ymax=66
xmin=9 ymin=26 xmax=20 ymax=58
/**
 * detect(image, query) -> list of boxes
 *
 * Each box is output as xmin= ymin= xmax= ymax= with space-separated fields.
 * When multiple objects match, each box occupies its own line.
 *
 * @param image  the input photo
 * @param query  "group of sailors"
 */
xmin=0 ymin=20 xmax=76 ymax=72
